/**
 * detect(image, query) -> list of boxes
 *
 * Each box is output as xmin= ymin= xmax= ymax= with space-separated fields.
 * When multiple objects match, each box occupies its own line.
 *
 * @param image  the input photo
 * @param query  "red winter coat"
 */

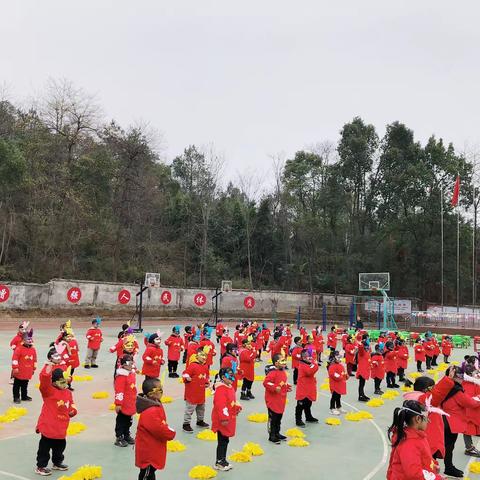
xmin=37 ymin=368 xmax=77 ymax=439
xmin=414 ymin=344 xmax=426 ymax=362
xmin=441 ymin=340 xmax=452 ymax=356
xmin=199 ymin=339 xmax=216 ymax=366
xmin=114 ymin=369 xmax=138 ymax=416
xmin=142 ymin=345 xmax=164 ymax=378
xmin=221 ymin=354 xmax=239 ymax=390
xmin=395 ymin=345 xmax=409 ymax=370
xmin=296 ymin=361 xmax=318 ymax=401
xmin=443 ymin=388 xmax=480 ymax=435
xmin=328 ymin=362 xmax=347 ymax=395
xmin=386 ymin=428 xmax=442 ymax=480
xmin=86 ymin=328 xmax=103 ymax=350
xmin=291 ymin=346 xmax=303 ymax=369
xmin=432 ymin=340 xmax=440 ymax=356
xmin=164 ymin=335 xmax=184 ymax=362
xmin=66 ymin=339 xmax=80 ymax=369
xmin=220 ymin=335 xmax=233 ymax=356
xmin=211 ymin=383 xmax=241 ymax=437
xmin=182 ymin=362 xmax=209 ymax=404
xmin=356 ymin=344 xmax=371 ymax=380
xmin=10 ymin=333 xmax=23 ymax=352
xmin=345 ymin=343 xmax=356 ymax=365
xmin=384 ymin=351 xmax=397 ymax=374
xmin=463 ymin=381 xmax=480 ymax=435
xmin=239 ymin=348 xmax=256 ymax=381
xmin=263 ymin=369 xmax=289 ymax=414
xmin=327 ymin=332 xmax=337 ymax=349
xmin=135 ymin=397 xmax=176 ymax=471
xmin=109 ymin=338 xmax=139 ymax=358
xmin=341 ymin=333 xmax=348 ymax=350
xmin=370 ymin=353 xmax=385 ymax=379
xmin=313 ymin=332 xmax=324 ymax=353
xmin=234 ymin=331 xmax=246 ymax=347
xmin=261 ymin=328 xmax=271 ymax=344
xmin=424 ymin=340 xmax=435 ymax=358
xmin=12 ymin=344 xmax=37 ymax=380
xmin=216 ymin=323 xmax=225 ymax=337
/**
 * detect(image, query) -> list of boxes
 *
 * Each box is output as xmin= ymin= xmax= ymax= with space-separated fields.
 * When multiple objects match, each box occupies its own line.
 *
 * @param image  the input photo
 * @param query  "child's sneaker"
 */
xmin=114 ymin=436 xmax=128 ymax=447
xmin=330 ymin=409 xmax=340 ymax=415
xmin=52 ymin=464 xmax=68 ymax=471
xmin=214 ymin=461 xmax=232 ymax=471
xmin=35 ymin=467 xmax=52 ymax=476
xmin=22 ymin=396 xmax=33 ymax=401
xmin=13 ymin=398 xmax=21 ymax=404
xmin=196 ymin=420 xmax=209 ymax=428
xmin=124 ymin=435 xmax=135 ymax=445
xmin=91 ymin=364 xmax=99 ymax=368
xmin=84 ymin=365 xmax=91 ymax=369
xmin=465 ymin=446 xmax=480 ymax=457
xmin=183 ymin=423 xmax=194 ymax=433
xmin=338 ymin=408 xmax=347 ymax=414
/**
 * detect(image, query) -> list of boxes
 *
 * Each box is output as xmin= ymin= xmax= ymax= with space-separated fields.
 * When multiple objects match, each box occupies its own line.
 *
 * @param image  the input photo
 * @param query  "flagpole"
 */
xmin=441 ymin=187 xmax=444 ymax=312
xmin=457 ymin=203 xmax=460 ymax=313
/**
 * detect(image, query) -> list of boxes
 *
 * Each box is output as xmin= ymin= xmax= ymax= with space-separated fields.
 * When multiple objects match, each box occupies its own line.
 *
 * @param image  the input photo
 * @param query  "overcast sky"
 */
xmin=2 ymin=1 xmax=480 ymax=184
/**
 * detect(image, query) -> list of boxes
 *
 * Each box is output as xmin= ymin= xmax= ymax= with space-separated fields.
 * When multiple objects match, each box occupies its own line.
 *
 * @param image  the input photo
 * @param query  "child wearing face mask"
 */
xmin=295 ymin=348 xmax=319 ymax=426
xmin=211 ymin=368 xmax=242 ymax=471
xmin=12 ymin=328 xmax=37 ymax=404
xmin=114 ymin=355 xmax=137 ymax=447
xmin=328 ymin=350 xmax=348 ymax=415
xmin=142 ymin=333 xmax=165 ymax=380
xmin=35 ymin=367 xmax=77 ymax=476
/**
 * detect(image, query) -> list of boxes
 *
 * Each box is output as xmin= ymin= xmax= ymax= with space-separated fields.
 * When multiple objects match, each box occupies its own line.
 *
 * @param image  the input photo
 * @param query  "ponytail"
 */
xmin=388 ymin=400 xmax=426 ymax=447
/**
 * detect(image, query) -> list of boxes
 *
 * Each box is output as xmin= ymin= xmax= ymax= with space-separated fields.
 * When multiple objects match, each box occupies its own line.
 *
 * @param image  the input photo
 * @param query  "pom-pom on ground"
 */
xmin=325 ymin=417 xmax=341 ymax=426
xmin=345 ymin=411 xmax=373 ymax=422
xmin=189 ymin=465 xmax=218 ymax=479
xmin=161 ymin=396 xmax=174 ymax=403
xmin=108 ymin=403 xmax=116 ymax=411
xmin=58 ymin=464 xmax=102 ymax=479
xmin=287 ymin=438 xmax=310 ymax=447
xmin=92 ymin=391 xmax=109 ymax=399
xmin=469 ymin=461 xmax=480 ymax=473
xmin=0 ymin=407 xmax=28 ymax=423
xmin=67 ymin=422 xmax=87 ymax=436
xmin=254 ymin=375 xmax=265 ymax=381
xmin=381 ymin=390 xmax=400 ymax=400
xmin=247 ymin=412 xmax=268 ymax=423
xmin=242 ymin=442 xmax=264 ymax=456
xmin=229 ymin=451 xmax=252 ymax=463
xmin=196 ymin=429 xmax=217 ymax=441
xmin=209 ymin=369 xmax=219 ymax=377
xmin=400 ymin=385 xmax=413 ymax=392
xmin=366 ymin=398 xmax=384 ymax=407
xmin=167 ymin=440 xmax=187 ymax=452
xmin=285 ymin=427 xmax=305 ymax=438
xmin=73 ymin=375 xmax=93 ymax=382
xmin=408 ymin=372 xmax=422 ymax=380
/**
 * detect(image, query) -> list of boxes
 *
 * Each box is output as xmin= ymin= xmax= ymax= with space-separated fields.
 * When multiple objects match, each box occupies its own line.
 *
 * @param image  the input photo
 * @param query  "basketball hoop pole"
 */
xmin=134 ymin=278 xmax=148 ymax=332
xmin=211 ymin=287 xmax=222 ymax=326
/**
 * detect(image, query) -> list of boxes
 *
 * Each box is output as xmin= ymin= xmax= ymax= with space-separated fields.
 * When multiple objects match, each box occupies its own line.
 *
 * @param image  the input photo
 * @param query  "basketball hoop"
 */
xmin=371 ymin=287 xmax=378 ymax=295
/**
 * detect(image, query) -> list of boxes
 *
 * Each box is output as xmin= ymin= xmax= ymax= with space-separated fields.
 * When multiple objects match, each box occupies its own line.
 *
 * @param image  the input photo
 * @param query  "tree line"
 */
xmin=0 ymin=80 xmax=476 ymax=306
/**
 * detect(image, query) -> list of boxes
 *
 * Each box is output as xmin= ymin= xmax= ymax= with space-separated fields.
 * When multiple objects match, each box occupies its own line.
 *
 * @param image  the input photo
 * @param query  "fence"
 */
xmin=410 ymin=311 xmax=480 ymax=330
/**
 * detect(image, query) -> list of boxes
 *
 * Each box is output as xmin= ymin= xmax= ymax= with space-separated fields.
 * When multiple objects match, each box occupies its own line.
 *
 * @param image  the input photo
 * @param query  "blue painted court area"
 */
xmin=0 ymin=322 xmax=477 ymax=479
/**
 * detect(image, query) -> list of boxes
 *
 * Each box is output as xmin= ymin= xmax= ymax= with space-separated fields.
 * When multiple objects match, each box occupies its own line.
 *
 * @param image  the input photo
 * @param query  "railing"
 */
xmin=410 ymin=311 xmax=480 ymax=329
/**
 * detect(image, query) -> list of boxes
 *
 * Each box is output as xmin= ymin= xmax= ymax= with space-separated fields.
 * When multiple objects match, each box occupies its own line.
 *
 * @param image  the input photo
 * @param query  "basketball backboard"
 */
xmin=221 ymin=280 xmax=232 ymax=292
xmin=359 ymin=272 xmax=390 ymax=292
xmin=145 ymin=272 xmax=160 ymax=288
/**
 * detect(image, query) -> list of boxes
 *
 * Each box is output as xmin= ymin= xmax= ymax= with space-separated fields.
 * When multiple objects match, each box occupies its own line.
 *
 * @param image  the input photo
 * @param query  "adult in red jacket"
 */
xmin=182 ymin=348 xmax=210 ymax=433
xmin=371 ymin=346 xmax=385 ymax=395
xmin=142 ymin=334 xmax=164 ymax=379
xmin=114 ymin=355 xmax=137 ymax=447
xmin=135 ymin=378 xmax=176 ymax=479
xmin=263 ymin=353 xmax=291 ymax=444
xmin=386 ymin=400 xmax=443 ymax=480
xmin=239 ymin=339 xmax=256 ymax=400
xmin=164 ymin=326 xmax=184 ymax=378
xmin=35 ymin=366 xmax=77 ymax=476
xmin=384 ymin=342 xmax=399 ymax=389
xmin=12 ymin=330 xmax=37 ymax=403
xmin=442 ymin=337 xmax=453 ymax=363
xmin=356 ymin=336 xmax=371 ymax=402
xmin=84 ymin=318 xmax=103 ymax=368
xmin=295 ymin=350 xmax=319 ymax=426
xmin=395 ymin=340 xmax=409 ymax=382
xmin=328 ymin=350 xmax=347 ymax=415
xmin=211 ymin=368 xmax=242 ymax=471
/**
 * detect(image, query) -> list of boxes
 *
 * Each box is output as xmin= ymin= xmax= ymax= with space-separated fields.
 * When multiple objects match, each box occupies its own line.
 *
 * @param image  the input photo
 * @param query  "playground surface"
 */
xmin=0 ymin=321 xmax=478 ymax=480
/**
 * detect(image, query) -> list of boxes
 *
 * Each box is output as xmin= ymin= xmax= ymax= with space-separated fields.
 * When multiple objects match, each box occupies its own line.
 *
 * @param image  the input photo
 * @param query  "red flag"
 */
xmin=451 ymin=175 xmax=460 ymax=207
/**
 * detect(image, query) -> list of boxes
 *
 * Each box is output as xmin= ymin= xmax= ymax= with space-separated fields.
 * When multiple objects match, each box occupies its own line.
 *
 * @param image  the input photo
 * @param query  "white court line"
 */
xmin=320 ymin=392 xmax=388 ymax=480
xmin=0 ymin=470 xmax=32 ymax=480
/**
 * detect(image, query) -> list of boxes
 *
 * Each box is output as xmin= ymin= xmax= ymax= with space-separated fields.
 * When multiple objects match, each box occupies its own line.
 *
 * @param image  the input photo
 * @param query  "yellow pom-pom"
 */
xmin=205 ymin=389 xmax=212 ymax=398
xmin=408 ymin=372 xmax=422 ymax=379
xmin=196 ymin=429 xmax=217 ymax=441
xmin=366 ymin=399 xmax=384 ymax=407
xmin=451 ymin=361 xmax=459 ymax=365
xmin=254 ymin=375 xmax=265 ymax=381
xmin=382 ymin=390 xmax=400 ymax=400
xmin=67 ymin=422 xmax=87 ymax=436
xmin=92 ymin=391 xmax=109 ymax=399
xmin=320 ymin=384 xmax=330 ymax=391
xmin=189 ymin=465 xmax=218 ymax=479
xmin=247 ymin=412 xmax=268 ymax=423
xmin=242 ymin=442 xmax=264 ymax=456
xmin=237 ymin=380 xmax=243 ymax=387
xmin=426 ymin=369 xmax=436 ymax=374
xmin=325 ymin=417 xmax=341 ymax=426
xmin=210 ymin=369 xmax=219 ymax=377
xmin=161 ymin=396 xmax=174 ymax=403
xmin=469 ymin=461 xmax=480 ymax=473
xmin=357 ymin=410 xmax=373 ymax=420
xmin=178 ymin=377 xmax=184 ymax=383
xmin=59 ymin=464 xmax=102 ymax=479
xmin=401 ymin=385 xmax=413 ymax=392
xmin=229 ymin=451 xmax=252 ymax=463
xmin=108 ymin=403 xmax=116 ymax=411
xmin=285 ymin=427 xmax=305 ymax=438
xmin=35 ymin=383 xmax=40 ymax=389
xmin=345 ymin=410 xmax=373 ymax=422
xmin=167 ymin=440 xmax=187 ymax=452
xmin=73 ymin=375 xmax=93 ymax=382
xmin=0 ymin=407 xmax=28 ymax=423
xmin=287 ymin=437 xmax=310 ymax=447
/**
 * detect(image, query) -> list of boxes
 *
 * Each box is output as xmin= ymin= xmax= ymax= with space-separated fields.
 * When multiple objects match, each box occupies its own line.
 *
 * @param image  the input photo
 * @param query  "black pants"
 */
xmin=330 ymin=392 xmax=341 ymax=409
xmin=374 ymin=378 xmax=382 ymax=391
xmin=296 ymin=398 xmax=314 ymax=421
xmin=242 ymin=379 xmax=253 ymax=393
xmin=13 ymin=378 xmax=29 ymax=400
xmin=417 ymin=360 xmax=423 ymax=371
xmin=216 ymin=431 xmax=230 ymax=463
xmin=115 ymin=411 xmax=132 ymax=438
xmin=182 ymin=349 xmax=188 ymax=364
xmin=443 ymin=417 xmax=458 ymax=469
xmin=138 ymin=466 xmax=156 ymax=480
xmin=426 ymin=356 xmax=432 ymax=369
xmin=397 ymin=367 xmax=405 ymax=381
xmin=386 ymin=372 xmax=396 ymax=387
xmin=358 ymin=376 xmax=366 ymax=397
xmin=168 ymin=360 xmax=178 ymax=374
xmin=432 ymin=355 xmax=438 ymax=366
xmin=444 ymin=355 xmax=450 ymax=363
xmin=268 ymin=408 xmax=283 ymax=440
xmin=293 ymin=368 xmax=298 ymax=385
xmin=36 ymin=435 xmax=66 ymax=468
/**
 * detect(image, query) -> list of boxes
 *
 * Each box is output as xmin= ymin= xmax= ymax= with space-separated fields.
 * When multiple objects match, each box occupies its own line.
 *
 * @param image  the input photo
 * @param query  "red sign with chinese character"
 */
xmin=0 ymin=284 xmax=10 ymax=303
xmin=118 ymin=289 xmax=131 ymax=304
xmin=244 ymin=296 xmax=255 ymax=309
xmin=67 ymin=287 xmax=82 ymax=303
xmin=161 ymin=290 xmax=172 ymax=305
xmin=194 ymin=293 xmax=207 ymax=307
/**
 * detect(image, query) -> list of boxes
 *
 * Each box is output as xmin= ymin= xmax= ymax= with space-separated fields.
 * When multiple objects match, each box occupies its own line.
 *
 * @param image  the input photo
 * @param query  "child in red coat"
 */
xmin=312 ymin=327 xmax=324 ymax=364
xmin=395 ymin=339 xmax=409 ymax=383
xmin=114 ymin=355 xmax=137 ymax=447
xmin=136 ymin=377 xmax=176 ymax=480
xmin=328 ymin=350 xmax=347 ymax=415
xmin=344 ymin=335 xmax=356 ymax=377
xmin=384 ymin=341 xmax=399 ymax=389
xmin=371 ymin=344 xmax=385 ymax=395
xmin=220 ymin=329 xmax=233 ymax=358
xmin=182 ymin=348 xmax=210 ymax=433
xmin=414 ymin=339 xmax=426 ymax=373
xmin=263 ymin=353 xmax=291 ymax=444
xmin=386 ymin=400 xmax=443 ymax=480
xmin=327 ymin=326 xmax=337 ymax=351
xmin=295 ymin=349 xmax=319 ymax=425
xmin=290 ymin=337 xmax=303 ymax=385
xmin=164 ymin=326 xmax=184 ymax=378
xmin=442 ymin=336 xmax=453 ymax=363
xmin=357 ymin=335 xmax=371 ymax=402
xmin=221 ymin=343 xmax=239 ymax=391
xmin=239 ymin=339 xmax=256 ymax=400
xmin=12 ymin=328 xmax=37 ymax=403
xmin=211 ymin=368 xmax=242 ymax=471
xmin=35 ymin=366 xmax=77 ymax=476
xmin=424 ymin=334 xmax=435 ymax=370
xmin=142 ymin=333 xmax=165 ymax=379
xmin=84 ymin=318 xmax=103 ymax=368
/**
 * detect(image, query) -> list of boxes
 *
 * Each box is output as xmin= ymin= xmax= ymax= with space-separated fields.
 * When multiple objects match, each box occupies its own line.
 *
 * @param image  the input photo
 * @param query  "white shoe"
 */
xmin=330 ymin=409 xmax=340 ymax=416
xmin=338 ymin=408 xmax=347 ymax=414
